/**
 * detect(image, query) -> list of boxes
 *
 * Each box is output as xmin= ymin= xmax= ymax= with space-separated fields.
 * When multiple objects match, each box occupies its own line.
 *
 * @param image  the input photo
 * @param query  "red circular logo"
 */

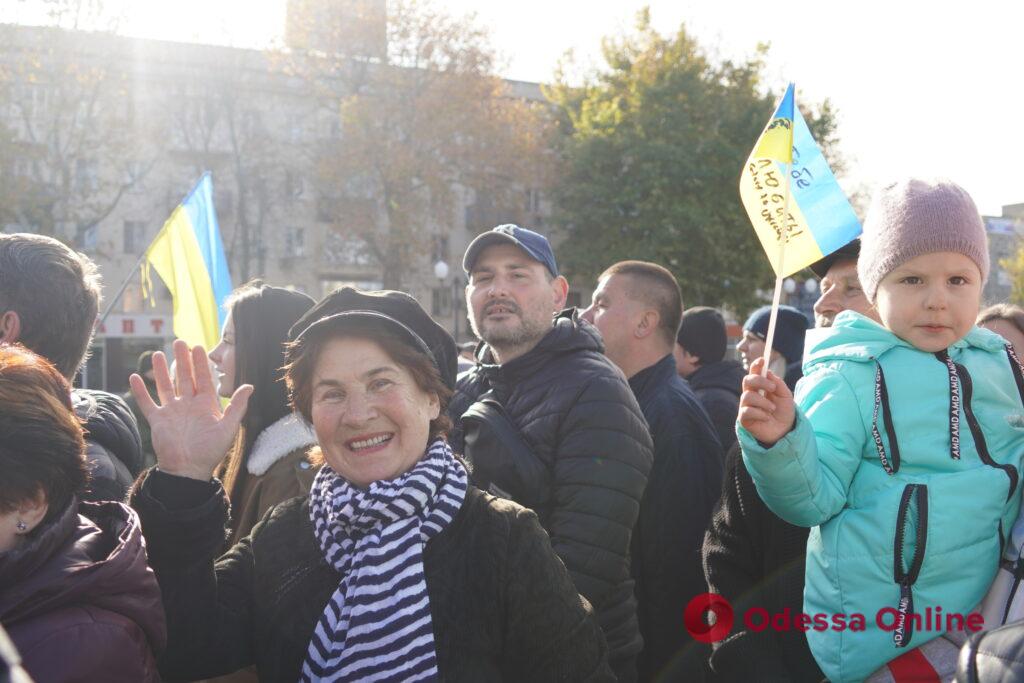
xmin=684 ymin=593 xmax=734 ymax=643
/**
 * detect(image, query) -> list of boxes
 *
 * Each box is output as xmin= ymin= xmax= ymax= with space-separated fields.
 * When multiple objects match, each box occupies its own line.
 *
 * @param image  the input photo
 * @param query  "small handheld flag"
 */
xmin=739 ymin=83 xmax=861 ymax=277
xmin=739 ymin=84 xmax=860 ymax=379
xmin=141 ymin=173 xmax=232 ymax=349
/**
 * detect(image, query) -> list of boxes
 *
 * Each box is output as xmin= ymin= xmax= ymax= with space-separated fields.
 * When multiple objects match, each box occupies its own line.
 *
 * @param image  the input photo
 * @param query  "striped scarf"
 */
xmin=301 ymin=439 xmax=467 ymax=682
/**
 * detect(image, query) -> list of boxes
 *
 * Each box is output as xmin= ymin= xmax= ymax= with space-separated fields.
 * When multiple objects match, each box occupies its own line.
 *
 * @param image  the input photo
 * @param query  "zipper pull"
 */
xmin=893 ymin=580 xmax=914 ymax=648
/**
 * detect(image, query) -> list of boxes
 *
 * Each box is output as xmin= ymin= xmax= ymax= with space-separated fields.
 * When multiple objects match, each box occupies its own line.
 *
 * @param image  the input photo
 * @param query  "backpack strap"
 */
xmin=459 ymin=390 xmax=549 ymax=508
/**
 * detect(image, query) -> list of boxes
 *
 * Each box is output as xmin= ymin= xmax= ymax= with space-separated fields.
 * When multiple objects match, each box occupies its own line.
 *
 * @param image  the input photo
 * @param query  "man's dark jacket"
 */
xmin=449 ymin=310 xmax=653 ymax=681
xmin=72 ymin=389 xmax=143 ymax=502
xmin=130 ymin=470 xmax=613 ymax=682
xmin=628 ymin=354 xmax=723 ymax=681
xmin=701 ymin=444 xmax=823 ymax=682
xmin=686 ymin=360 xmax=744 ymax=453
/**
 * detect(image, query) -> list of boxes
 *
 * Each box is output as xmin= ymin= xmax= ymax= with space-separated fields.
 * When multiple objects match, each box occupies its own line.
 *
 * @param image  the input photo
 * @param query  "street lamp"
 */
xmin=433 ymin=260 xmax=459 ymax=340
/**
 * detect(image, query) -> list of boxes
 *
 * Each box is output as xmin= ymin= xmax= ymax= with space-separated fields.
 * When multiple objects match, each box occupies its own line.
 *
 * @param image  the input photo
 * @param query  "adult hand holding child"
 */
xmin=737 ymin=356 xmax=796 ymax=446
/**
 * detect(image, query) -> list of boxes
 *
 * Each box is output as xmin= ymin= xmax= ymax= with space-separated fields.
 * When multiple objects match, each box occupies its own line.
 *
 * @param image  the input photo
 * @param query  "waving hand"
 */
xmin=129 ymin=339 xmax=253 ymax=481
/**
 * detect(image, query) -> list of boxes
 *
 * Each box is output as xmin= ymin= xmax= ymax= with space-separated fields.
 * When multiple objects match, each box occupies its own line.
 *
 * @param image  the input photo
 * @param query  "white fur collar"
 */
xmin=247 ymin=413 xmax=318 ymax=476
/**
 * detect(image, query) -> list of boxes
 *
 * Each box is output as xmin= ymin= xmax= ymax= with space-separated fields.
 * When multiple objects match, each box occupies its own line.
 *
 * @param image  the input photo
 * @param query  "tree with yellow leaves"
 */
xmin=287 ymin=0 xmax=551 ymax=290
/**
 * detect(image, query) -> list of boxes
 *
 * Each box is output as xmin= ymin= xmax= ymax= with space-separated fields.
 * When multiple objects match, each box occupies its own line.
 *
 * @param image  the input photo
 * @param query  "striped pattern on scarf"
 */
xmin=301 ymin=439 xmax=468 ymax=682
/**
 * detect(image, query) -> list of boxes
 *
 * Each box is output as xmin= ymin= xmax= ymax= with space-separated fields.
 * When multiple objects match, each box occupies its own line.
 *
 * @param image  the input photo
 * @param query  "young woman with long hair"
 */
xmin=207 ymin=281 xmax=317 ymax=545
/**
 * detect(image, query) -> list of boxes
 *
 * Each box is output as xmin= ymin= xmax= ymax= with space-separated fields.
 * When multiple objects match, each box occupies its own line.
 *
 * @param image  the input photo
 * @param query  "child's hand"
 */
xmin=738 ymin=357 xmax=796 ymax=447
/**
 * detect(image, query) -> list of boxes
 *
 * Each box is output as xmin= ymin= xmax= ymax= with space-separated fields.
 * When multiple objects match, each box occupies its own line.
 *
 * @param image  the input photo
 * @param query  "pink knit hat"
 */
xmin=858 ymin=178 xmax=989 ymax=302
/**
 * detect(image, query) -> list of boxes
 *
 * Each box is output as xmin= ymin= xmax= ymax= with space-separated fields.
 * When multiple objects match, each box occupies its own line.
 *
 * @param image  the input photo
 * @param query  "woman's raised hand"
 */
xmin=129 ymin=339 xmax=253 ymax=481
xmin=738 ymin=356 xmax=797 ymax=447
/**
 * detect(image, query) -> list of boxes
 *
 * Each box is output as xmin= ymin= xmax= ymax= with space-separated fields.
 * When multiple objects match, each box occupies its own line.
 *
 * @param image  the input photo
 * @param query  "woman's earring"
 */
xmin=15 ymin=519 xmax=27 ymax=533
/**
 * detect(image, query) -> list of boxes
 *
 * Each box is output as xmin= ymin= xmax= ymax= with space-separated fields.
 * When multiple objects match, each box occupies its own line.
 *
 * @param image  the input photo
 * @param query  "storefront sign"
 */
xmin=96 ymin=315 xmax=172 ymax=338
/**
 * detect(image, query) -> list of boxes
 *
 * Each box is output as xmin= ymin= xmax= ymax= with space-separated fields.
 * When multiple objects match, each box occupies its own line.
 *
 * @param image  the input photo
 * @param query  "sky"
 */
xmin=4 ymin=0 xmax=1023 ymax=216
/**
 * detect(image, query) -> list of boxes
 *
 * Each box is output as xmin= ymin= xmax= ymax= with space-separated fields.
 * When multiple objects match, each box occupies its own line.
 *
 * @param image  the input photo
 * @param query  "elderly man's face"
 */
xmin=813 ymin=258 xmax=877 ymax=328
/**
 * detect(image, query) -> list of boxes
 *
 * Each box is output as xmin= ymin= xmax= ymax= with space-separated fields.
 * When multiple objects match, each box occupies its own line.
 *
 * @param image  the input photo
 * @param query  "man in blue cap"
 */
xmin=450 ymin=224 xmax=653 ymax=682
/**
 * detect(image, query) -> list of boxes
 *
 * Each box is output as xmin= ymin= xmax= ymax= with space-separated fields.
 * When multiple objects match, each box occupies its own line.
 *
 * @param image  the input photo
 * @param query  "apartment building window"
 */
xmin=75 ymin=158 xmax=98 ymax=194
xmin=78 ymin=223 xmax=98 ymax=252
xmin=124 ymin=221 xmax=146 ymax=254
xmin=317 ymin=194 xmax=335 ymax=223
xmin=432 ymin=286 xmax=451 ymax=315
xmin=525 ymin=188 xmax=541 ymax=213
xmin=285 ymin=171 xmax=305 ymax=199
xmin=285 ymin=226 xmax=306 ymax=257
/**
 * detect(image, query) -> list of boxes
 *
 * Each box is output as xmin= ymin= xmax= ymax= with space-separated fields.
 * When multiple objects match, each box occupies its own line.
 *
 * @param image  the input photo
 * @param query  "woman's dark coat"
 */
xmin=131 ymin=469 xmax=613 ymax=682
xmin=0 ymin=499 xmax=166 ymax=683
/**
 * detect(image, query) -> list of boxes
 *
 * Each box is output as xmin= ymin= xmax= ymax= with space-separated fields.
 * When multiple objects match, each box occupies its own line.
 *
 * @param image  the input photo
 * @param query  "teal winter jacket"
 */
xmin=739 ymin=311 xmax=1024 ymax=682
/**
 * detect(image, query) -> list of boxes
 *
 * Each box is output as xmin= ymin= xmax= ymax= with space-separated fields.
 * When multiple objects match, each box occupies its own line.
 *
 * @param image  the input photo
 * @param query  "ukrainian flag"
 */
xmin=739 ymin=83 xmax=861 ymax=276
xmin=142 ymin=173 xmax=232 ymax=349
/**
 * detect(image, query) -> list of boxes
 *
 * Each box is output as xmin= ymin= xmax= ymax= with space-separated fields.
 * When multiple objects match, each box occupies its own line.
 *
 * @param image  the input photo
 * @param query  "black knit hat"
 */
xmin=807 ymin=238 xmax=861 ymax=279
xmin=742 ymin=305 xmax=811 ymax=366
xmin=677 ymin=307 xmax=727 ymax=364
xmin=289 ymin=287 xmax=458 ymax=390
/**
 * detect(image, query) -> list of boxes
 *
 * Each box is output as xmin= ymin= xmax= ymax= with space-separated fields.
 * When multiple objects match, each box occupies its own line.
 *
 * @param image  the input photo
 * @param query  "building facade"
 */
xmin=984 ymin=205 xmax=1024 ymax=306
xmin=0 ymin=12 xmax=554 ymax=392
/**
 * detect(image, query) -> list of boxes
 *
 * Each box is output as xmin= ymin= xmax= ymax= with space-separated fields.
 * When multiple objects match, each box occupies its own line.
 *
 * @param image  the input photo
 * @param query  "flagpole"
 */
xmin=95 ymin=248 xmax=151 ymax=330
xmin=760 ymin=171 xmax=791 ymax=379
xmin=95 ymin=175 xmax=200 ymax=331
xmin=95 ymin=215 xmax=173 ymax=330
xmin=760 ymin=84 xmax=795 ymax=380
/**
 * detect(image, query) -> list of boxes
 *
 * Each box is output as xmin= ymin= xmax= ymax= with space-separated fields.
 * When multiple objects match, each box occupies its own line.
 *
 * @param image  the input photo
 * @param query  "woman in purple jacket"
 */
xmin=0 ymin=344 xmax=166 ymax=683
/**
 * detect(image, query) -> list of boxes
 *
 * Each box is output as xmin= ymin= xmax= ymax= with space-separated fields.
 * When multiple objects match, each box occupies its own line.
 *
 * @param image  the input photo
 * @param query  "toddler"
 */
xmin=739 ymin=178 xmax=1024 ymax=682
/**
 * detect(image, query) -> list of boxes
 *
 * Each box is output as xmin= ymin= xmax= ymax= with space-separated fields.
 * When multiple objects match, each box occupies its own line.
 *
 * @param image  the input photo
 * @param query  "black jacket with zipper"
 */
xmin=450 ymin=309 xmax=653 ymax=681
xmin=130 ymin=469 xmax=614 ymax=682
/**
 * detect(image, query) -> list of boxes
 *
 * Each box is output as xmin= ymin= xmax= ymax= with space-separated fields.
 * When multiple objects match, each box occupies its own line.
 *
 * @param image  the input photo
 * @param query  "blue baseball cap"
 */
xmin=462 ymin=224 xmax=559 ymax=277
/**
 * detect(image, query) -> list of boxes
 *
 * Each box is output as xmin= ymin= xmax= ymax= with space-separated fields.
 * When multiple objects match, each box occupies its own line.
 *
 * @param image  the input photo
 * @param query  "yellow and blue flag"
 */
xmin=739 ymin=83 xmax=861 ymax=276
xmin=142 ymin=173 xmax=232 ymax=349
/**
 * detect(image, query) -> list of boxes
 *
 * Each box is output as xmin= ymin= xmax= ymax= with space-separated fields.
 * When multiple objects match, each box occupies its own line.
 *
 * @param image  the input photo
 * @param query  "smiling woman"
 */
xmin=127 ymin=286 xmax=613 ymax=682
xmin=288 ymin=328 xmax=447 ymax=488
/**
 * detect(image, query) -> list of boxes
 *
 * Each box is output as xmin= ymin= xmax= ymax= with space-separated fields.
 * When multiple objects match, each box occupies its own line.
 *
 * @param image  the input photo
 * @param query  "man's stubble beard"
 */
xmin=470 ymin=301 xmax=553 ymax=359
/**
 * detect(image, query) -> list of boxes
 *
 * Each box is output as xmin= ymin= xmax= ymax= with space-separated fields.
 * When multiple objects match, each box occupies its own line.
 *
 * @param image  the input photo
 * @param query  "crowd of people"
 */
xmin=5 ymin=177 xmax=1024 ymax=682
